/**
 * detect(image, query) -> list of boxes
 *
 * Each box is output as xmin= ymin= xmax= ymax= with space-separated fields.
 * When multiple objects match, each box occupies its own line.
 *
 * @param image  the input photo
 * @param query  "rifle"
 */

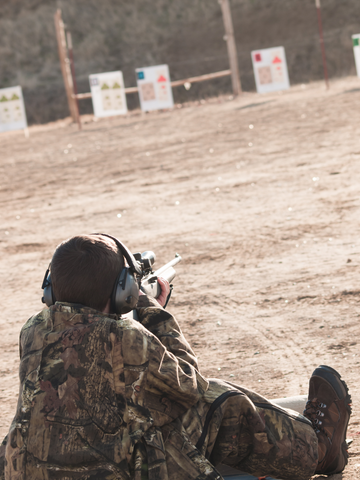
xmin=124 ymin=251 xmax=181 ymax=320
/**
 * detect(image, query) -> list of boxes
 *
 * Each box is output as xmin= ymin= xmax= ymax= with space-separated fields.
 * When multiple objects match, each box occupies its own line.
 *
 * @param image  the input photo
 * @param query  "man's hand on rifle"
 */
xmin=139 ymin=277 xmax=170 ymax=308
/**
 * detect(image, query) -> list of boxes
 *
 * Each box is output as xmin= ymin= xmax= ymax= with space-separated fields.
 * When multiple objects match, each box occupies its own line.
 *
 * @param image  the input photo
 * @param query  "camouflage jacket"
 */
xmin=3 ymin=296 xmax=214 ymax=480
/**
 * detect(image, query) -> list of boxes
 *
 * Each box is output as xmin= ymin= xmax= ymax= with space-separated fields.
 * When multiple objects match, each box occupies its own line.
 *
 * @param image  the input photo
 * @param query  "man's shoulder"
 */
xmin=21 ymin=308 xmax=50 ymax=333
xmin=20 ymin=304 xmax=153 ymax=345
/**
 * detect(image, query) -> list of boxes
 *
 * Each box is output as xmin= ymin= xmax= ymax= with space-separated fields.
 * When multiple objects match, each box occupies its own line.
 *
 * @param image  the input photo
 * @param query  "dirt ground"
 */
xmin=1 ymin=76 xmax=360 ymax=479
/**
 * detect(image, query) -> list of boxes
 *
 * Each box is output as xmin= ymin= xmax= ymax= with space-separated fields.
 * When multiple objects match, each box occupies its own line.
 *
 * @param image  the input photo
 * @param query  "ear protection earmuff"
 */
xmin=99 ymin=233 xmax=142 ymax=314
xmin=41 ymin=269 xmax=55 ymax=307
xmin=41 ymin=234 xmax=143 ymax=315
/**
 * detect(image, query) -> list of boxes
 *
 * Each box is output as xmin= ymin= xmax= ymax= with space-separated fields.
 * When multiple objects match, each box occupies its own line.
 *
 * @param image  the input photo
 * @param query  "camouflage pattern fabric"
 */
xmin=180 ymin=380 xmax=318 ymax=480
xmin=0 ymin=296 xmax=318 ymax=479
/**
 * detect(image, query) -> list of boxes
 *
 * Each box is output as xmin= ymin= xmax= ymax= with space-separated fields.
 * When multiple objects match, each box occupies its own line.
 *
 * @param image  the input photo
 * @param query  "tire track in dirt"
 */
xmin=249 ymin=317 xmax=313 ymax=396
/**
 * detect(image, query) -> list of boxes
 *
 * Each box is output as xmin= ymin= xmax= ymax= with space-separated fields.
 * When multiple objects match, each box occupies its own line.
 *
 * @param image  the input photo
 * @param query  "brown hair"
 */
xmin=51 ymin=234 xmax=123 ymax=311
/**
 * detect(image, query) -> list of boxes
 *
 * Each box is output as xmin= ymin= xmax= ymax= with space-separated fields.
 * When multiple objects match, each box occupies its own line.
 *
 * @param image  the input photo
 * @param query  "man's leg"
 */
xmin=180 ymin=379 xmax=317 ymax=480
xmin=204 ymin=380 xmax=318 ymax=480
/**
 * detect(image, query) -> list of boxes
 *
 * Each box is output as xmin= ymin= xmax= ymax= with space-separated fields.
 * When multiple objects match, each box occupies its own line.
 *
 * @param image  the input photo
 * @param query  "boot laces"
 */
xmin=304 ymin=400 xmax=331 ymax=440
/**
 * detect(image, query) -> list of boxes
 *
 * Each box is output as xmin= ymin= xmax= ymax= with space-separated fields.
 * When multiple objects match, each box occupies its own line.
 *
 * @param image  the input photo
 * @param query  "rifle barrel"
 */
xmin=154 ymin=255 xmax=182 ymax=277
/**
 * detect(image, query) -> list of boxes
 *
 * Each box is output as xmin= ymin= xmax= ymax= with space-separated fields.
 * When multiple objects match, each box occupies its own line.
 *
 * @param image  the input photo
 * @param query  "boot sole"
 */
xmin=312 ymin=365 xmax=352 ymax=475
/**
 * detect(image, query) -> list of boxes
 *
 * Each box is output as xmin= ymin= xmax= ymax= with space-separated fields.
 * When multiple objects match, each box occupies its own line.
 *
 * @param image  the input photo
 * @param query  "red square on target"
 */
xmin=254 ymin=53 xmax=262 ymax=62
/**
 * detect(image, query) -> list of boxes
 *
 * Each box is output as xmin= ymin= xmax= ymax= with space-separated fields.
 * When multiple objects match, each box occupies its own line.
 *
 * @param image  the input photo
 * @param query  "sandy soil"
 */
xmin=1 ymin=77 xmax=360 ymax=479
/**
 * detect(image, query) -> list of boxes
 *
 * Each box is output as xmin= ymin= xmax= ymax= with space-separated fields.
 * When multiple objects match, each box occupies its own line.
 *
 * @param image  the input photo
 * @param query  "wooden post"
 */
xmin=218 ymin=0 xmax=242 ymax=96
xmin=66 ymin=31 xmax=82 ymax=130
xmin=315 ymin=0 xmax=329 ymax=89
xmin=54 ymin=9 xmax=78 ymax=121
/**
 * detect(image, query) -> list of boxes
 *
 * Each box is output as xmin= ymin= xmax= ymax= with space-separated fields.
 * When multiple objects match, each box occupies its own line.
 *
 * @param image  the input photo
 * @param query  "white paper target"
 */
xmin=251 ymin=46 xmax=290 ymax=94
xmin=352 ymin=35 xmax=360 ymax=77
xmin=136 ymin=64 xmax=174 ymax=112
xmin=89 ymin=71 xmax=128 ymax=117
xmin=0 ymin=86 xmax=27 ymax=133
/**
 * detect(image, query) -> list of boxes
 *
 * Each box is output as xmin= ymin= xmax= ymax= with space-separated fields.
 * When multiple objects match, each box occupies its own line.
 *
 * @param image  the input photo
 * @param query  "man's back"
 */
xmin=5 ymin=301 xmax=206 ymax=479
xmin=7 ymin=303 xmax=138 ymax=477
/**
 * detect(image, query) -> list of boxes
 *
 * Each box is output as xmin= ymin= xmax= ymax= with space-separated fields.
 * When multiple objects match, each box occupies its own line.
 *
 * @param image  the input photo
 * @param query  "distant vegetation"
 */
xmin=0 ymin=0 xmax=358 ymax=123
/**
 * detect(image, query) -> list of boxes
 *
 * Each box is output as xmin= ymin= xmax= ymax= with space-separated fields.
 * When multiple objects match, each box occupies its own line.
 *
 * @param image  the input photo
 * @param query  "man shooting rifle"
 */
xmin=0 ymin=233 xmax=351 ymax=480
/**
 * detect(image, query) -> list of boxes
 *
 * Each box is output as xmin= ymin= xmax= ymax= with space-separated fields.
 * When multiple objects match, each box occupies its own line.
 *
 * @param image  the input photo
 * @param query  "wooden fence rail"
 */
xmin=73 ymin=69 xmax=232 ymax=101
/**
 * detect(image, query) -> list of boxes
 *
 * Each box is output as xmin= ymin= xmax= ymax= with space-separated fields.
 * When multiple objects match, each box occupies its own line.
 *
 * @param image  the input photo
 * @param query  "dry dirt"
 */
xmin=1 ymin=77 xmax=360 ymax=479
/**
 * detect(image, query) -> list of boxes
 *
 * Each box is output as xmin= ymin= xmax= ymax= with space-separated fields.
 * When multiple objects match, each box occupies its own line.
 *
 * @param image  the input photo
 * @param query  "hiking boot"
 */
xmin=303 ymin=365 xmax=352 ymax=475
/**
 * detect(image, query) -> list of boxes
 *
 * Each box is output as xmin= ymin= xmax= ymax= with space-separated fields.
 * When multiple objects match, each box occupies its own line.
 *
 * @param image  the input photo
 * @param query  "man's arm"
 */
xmin=136 ymin=284 xmax=199 ymax=370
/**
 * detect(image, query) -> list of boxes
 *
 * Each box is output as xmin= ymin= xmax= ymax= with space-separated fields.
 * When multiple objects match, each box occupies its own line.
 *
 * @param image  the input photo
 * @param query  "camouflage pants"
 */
xmin=0 ymin=380 xmax=318 ymax=480
xmin=170 ymin=379 xmax=318 ymax=480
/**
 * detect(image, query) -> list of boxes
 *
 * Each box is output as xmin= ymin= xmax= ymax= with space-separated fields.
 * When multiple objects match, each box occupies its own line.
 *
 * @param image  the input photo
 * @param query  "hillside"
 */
xmin=1 ymin=0 xmax=359 ymax=123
